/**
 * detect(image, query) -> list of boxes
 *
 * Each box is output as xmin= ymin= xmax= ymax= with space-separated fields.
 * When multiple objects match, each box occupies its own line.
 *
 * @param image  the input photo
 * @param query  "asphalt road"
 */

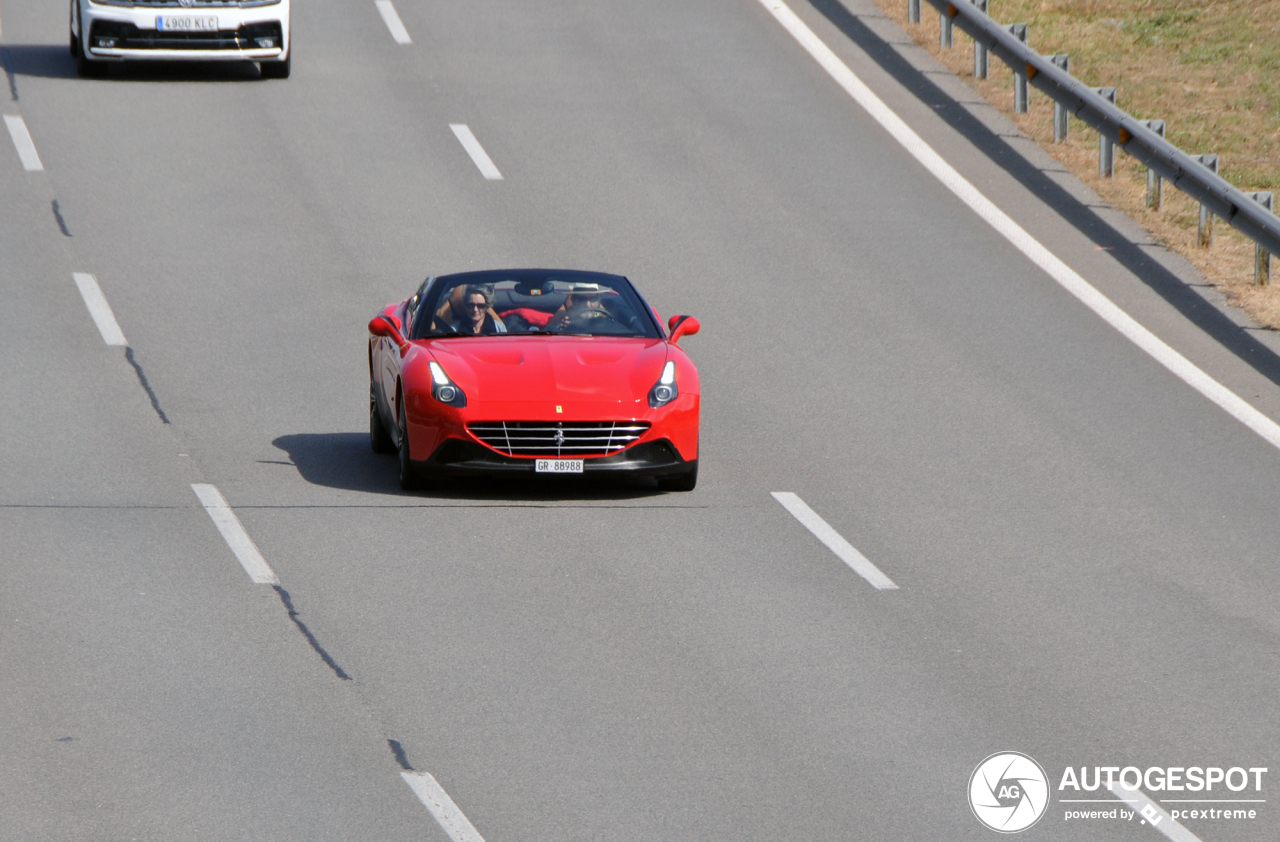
xmin=2 ymin=0 xmax=1278 ymax=839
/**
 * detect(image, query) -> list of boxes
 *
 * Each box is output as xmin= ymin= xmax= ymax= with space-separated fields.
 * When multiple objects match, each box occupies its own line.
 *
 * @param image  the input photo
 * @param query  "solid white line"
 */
xmin=771 ymin=492 xmax=898 ymax=589
xmin=72 ymin=273 xmax=128 ymax=346
xmin=400 ymin=772 xmax=486 ymax=842
xmin=449 ymin=124 xmax=503 ymax=180
xmin=191 ymin=484 xmax=279 ymax=585
xmin=374 ymin=0 xmax=412 ymax=44
xmin=5 ymin=114 xmax=43 ymax=171
xmin=1107 ymin=783 xmax=1204 ymax=842
xmin=759 ymin=0 xmax=1280 ymax=454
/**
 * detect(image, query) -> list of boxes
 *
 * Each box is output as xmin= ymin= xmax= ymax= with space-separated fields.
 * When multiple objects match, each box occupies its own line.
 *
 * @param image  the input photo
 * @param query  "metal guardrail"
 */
xmin=920 ymin=0 xmax=1280 ymax=267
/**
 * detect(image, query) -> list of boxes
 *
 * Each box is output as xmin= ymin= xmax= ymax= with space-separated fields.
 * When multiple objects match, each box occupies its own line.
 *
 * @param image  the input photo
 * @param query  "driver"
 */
xmin=449 ymin=285 xmax=507 ymax=335
xmin=552 ymin=286 xmax=611 ymax=331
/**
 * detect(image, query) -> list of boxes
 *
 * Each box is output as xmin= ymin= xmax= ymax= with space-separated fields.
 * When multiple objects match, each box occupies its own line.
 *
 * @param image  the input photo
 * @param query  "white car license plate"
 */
xmin=156 ymin=16 xmax=219 ymax=32
xmin=536 ymin=459 xmax=583 ymax=474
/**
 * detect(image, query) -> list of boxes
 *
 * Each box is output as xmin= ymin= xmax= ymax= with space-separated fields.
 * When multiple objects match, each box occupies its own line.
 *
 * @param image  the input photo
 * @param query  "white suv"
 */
xmin=70 ymin=0 xmax=291 ymax=78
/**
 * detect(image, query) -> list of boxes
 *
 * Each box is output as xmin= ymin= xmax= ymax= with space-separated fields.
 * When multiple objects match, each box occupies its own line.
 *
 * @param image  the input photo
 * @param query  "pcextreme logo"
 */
xmin=968 ymin=752 xmax=1050 ymax=833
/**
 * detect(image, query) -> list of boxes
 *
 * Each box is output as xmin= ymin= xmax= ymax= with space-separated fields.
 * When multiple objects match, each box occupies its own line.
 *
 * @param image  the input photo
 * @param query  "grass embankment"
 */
xmin=867 ymin=0 xmax=1280 ymax=326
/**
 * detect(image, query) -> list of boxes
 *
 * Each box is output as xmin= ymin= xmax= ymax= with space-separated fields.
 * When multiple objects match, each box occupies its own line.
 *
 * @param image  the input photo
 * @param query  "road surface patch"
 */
xmin=449 ymin=124 xmax=503 ymax=180
xmin=375 ymin=1 xmax=412 ymax=45
xmin=401 ymin=771 xmax=486 ymax=842
xmin=73 ymin=273 xmax=127 ymax=346
xmin=5 ymin=114 xmax=42 ymax=170
xmin=772 ymin=492 xmax=898 ymax=589
xmin=191 ymin=483 xmax=279 ymax=584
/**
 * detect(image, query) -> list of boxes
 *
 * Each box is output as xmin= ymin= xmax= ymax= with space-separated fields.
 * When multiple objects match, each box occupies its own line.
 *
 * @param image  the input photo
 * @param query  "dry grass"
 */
xmin=865 ymin=0 xmax=1280 ymax=326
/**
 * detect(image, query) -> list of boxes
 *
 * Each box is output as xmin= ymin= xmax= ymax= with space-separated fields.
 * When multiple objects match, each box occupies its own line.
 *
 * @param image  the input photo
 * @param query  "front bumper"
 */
xmin=79 ymin=0 xmax=289 ymax=60
xmin=414 ymin=438 xmax=694 ymax=479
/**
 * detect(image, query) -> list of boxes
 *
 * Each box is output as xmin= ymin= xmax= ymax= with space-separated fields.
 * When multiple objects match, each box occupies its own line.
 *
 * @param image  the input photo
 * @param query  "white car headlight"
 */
xmin=649 ymin=360 xmax=678 ymax=407
xmin=428 ymin=361 xmax=466 ymax=407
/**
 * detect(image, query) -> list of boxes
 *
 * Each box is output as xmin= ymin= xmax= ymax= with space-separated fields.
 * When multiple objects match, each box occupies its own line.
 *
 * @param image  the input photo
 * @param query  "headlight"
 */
xmin=428 ymin=360 xmax=467 ymax=407
xmin=648 ymin=360 xmax=678 ymax=408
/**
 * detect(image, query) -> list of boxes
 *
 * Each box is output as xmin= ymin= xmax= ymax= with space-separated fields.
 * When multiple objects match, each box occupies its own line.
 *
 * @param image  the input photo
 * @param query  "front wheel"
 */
xmin=76 ymin=38 xmax=107 ymax=77
xmin=370 ymin=385 xmax=395 ymax=454
xmin=397 ymin=400 xmax=420 ymax=491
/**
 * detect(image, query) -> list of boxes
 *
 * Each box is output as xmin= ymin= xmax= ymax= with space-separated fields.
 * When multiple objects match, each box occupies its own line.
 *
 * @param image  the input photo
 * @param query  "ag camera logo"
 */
xmin=969 ymin=752 xmax=1050 ymax=833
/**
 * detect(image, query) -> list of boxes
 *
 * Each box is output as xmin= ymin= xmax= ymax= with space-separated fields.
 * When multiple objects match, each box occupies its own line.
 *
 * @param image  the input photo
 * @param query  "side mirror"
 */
xmin=668 ymin=315 xmax=700 ymax=345
xmin=368 ymin=315 xmax=409 ymax=354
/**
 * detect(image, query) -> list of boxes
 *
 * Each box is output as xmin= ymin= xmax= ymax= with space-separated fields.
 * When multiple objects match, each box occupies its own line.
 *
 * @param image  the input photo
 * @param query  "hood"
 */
xmin=427 ymin=336 xmax=668 ymax=405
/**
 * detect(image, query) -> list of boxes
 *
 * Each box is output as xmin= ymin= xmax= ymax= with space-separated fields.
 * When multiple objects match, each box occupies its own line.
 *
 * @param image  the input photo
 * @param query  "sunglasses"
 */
xmin=463 ymin=301 xmax=487 ymax=310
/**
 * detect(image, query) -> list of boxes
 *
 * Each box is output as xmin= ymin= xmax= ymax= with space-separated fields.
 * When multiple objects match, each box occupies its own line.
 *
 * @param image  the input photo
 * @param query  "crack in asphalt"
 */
xmin=124 ymin=347 xmax=171 ymax=424
xmin=387 ymin=739 xmax=413 ymax=771
xmin=52 ymin=200 xmax=72 ymax=236
xmin=272 ymin=585 xmax=352 ymax=681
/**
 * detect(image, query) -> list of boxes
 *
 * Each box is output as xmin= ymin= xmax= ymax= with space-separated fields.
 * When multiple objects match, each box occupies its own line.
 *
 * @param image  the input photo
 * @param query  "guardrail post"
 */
xmin=1142 ymin=120 xmax=1165 ymax=209
xmin=1094 ymin=87 xmax=1117 ymax=176
xmin=1005 ymin=24 xmax=1029 ymax=112
xmin=972 ymin=0 xmax=989 ymax=78
xmin=940 ymin=5 xmax=954 ymax=48
xmin=1247 ymin=192 xmax=1274 ymax=284
xmin=908 ymin=0 xmax=920 ymax=24
xmin=1050 ymin=55 xmax=1069 ymax=141
xmin=1195 ymin=154 xmax=1219 ymax=247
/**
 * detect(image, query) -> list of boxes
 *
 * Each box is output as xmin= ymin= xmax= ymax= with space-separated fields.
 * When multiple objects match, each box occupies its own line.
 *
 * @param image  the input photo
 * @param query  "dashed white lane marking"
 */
xmin=771 ymin=492 xmax=898 ymax=589
xmin=449 ymin=124 xmax=503 ymax=180
xmin=401 ymin=772 xmax=486 ymax=842
xmin=191 ymin=484 xmax=279 ymax=585
xmin=5 ymin=114 xmax=43 ymax=171
xmin=375 ymin=0 xmax=412 ymax=44
xmin=72 ymin=273 xmax=128 ymax=346
xmin=759 ymin=0 xmax=1280 ymax=454
xmin=1106 ymin=783 xmax=1204 ymax=842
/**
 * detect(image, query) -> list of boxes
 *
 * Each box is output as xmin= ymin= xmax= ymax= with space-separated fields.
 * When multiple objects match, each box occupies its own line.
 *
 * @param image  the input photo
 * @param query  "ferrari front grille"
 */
xmin=468 ymin=421 xmax=650 ymax=457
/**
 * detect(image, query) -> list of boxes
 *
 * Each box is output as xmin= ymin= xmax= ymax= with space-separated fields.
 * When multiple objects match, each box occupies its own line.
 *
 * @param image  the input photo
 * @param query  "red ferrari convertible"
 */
xmin=368 ymin=269 xmax=700 ymax=491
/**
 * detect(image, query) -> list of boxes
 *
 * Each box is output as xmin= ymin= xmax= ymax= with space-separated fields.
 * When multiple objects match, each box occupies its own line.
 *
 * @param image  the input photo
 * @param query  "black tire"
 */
xmin=260 ymin=50 xmax=290 ymax=79
xmin=70 ymin=32 xmax=79 ymax=58
xmin=397 ymin=400 xmax=420 ymax=491
xmin=370 ymin=385 xmax=396 ymax=454
xmin=657 ymin=461 xmax=698 ymax=492
xmin=76 ymin=38 xmax=107 ymax=78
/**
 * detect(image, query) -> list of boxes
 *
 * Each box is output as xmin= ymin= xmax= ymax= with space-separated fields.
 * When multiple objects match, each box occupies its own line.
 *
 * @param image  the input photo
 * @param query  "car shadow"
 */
xmin=271 ymin=433 xmax=669 ymax=502
xmin=101 ymin=58 xmax=263 ymax=82
xmin=804 ymin=0 xmax=1280 ymax=389
xmin=1 ymin=43 xmax=263 ymax=82
xmin=3 ymin=44 xmax=78 ymax=82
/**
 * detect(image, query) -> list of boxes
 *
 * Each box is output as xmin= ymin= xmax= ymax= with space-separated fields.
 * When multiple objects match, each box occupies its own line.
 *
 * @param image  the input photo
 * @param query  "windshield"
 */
xmin=409 ymin=270 xmax=663 ymax=340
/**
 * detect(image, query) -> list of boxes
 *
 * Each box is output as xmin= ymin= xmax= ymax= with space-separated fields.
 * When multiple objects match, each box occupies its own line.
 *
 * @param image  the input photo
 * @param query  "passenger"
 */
xmin=449 ymin=285 xmax=507 ymax=335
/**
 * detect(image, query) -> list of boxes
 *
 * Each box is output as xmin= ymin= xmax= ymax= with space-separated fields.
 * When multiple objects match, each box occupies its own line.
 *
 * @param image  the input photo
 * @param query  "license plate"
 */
xmin=156 ymin=16 xmax=219 ymax=32
xmin=536 ymin=459 xmax=584 ymax=474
